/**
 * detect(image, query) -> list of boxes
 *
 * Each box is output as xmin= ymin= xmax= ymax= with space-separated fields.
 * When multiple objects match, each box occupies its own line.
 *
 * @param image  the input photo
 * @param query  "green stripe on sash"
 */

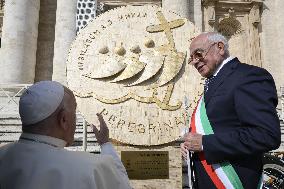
xmin=200 ymin=98 xmax=214 ymax=135
xmin=220 ymin=162 xmax=244 ymax=189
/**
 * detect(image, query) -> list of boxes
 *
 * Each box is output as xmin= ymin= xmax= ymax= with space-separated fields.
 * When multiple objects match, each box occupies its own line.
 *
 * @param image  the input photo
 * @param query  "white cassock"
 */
xmin=0 ymin=133 xmax=131 ymax=189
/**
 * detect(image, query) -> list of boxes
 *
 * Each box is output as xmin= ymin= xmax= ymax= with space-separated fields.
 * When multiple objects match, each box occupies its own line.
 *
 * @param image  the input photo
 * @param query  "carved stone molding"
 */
xmin=203 ymin=0 xmax=263 ymax=13
xmin=98 ymin=0 xmax=161 ymax=6
xmin=97 ymin=0 xmax=162 ymax=15
xmin=207 ymin=5 xmax=216 ymax=26
xmin=250 ymin=2 xmax=261 ymax=27
xmin=202 ymin=0 xmax=218 ymax=31
xmin=217 ymin=16 xmax=243 ymax=37
xmin=202 ymin=0 xmax=263 ymax=67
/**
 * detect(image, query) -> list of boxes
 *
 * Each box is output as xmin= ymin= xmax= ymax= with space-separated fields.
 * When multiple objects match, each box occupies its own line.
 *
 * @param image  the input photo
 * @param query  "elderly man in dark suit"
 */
xmin=181 ymin=32 xmax=281 ymax=189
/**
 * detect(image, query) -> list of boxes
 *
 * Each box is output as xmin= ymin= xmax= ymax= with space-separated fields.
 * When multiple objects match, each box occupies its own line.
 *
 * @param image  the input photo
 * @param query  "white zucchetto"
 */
xmin=19 ymin=81 xmax=64 ymax=125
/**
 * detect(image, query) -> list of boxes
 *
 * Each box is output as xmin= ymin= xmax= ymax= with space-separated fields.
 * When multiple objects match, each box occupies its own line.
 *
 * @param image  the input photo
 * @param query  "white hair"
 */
xmin=203 ymin=32 xmax=230 ymax=56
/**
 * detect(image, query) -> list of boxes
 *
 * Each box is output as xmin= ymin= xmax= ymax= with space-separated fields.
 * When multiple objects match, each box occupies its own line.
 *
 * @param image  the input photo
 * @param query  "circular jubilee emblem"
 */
xmin=67 ymin=5 xmax=203 ymax=145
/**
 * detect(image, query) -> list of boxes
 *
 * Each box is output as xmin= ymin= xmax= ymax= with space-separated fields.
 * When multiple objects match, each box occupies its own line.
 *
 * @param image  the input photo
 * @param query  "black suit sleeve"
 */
xmin=203 ymin=68 xmax=281 ymax=164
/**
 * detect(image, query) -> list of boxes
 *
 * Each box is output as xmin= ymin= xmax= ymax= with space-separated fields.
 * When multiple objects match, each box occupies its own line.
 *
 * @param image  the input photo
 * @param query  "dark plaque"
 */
xmin=121 ymin=151 xmax=169 ymax=180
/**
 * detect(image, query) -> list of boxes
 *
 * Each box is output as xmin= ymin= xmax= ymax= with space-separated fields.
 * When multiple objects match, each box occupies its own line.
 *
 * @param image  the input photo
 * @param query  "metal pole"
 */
xmin=83 ymin=119 xmax=87 ymax=151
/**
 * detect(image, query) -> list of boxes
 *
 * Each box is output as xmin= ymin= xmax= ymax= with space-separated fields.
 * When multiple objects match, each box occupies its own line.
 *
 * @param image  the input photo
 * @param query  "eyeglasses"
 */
xmin=188 ymin=42 xmax=217 ymax=64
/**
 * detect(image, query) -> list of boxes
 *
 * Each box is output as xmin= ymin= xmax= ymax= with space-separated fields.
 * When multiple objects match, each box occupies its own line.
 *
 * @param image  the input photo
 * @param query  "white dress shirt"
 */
xmin=213 ymin=56 xmax=235 ymax=77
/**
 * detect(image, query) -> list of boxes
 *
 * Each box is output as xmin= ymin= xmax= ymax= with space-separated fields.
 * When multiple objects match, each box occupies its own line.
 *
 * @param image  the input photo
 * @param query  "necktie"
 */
xmin=204 ymin=76 xmax=215 ymax=93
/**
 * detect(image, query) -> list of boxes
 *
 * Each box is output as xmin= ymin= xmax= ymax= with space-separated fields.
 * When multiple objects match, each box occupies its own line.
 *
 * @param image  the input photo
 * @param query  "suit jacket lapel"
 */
xmin=205 ymin=58 xmax=239 ymax=105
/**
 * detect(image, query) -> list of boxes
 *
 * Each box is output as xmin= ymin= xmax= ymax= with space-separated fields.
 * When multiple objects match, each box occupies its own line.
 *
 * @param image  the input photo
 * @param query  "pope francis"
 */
xmin=0 ymin=81 xmax=131 ymax=189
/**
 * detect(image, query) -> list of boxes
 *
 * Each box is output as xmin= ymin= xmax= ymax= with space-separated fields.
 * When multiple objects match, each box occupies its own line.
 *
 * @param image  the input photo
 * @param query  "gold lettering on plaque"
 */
xmin=121 ymin=151 xmax=169 ymax=180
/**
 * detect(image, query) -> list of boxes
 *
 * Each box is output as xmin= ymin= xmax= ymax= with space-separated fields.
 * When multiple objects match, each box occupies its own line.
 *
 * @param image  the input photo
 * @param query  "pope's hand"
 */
xmin=92 ymin=113 xmax=109 ymax=145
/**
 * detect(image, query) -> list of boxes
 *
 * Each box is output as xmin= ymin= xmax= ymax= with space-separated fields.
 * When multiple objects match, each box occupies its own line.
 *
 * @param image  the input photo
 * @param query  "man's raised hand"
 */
xmin=92 ymin=113 xmax=109 ymax=145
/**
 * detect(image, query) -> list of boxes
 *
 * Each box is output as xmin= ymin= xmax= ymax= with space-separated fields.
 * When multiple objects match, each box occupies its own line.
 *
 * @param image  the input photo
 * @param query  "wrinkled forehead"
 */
xmin=189 ymin=35 xmax=209 ymax=53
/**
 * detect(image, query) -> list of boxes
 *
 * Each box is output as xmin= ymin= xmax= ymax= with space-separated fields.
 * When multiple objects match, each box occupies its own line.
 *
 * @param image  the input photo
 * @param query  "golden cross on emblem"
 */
xmin=147 ymin=11 xmax=185 ymax=51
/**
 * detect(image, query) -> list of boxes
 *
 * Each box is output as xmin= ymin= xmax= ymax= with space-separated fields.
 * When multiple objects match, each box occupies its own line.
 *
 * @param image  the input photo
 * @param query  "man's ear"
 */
xmin=57 ymin=109 xmax=68 ymax=131
xmin=217 ymin=42 xmax=224 ymax=49
xmin=217 ymin=42 xmax=225 ymax=55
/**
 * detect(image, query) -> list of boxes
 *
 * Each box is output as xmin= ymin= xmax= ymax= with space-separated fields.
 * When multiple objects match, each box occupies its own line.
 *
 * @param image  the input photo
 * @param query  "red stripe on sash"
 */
xmin=190 ymin=105 xmax=197 ymax=133
xmin=199 ymin=153 xmax=226 ymax=189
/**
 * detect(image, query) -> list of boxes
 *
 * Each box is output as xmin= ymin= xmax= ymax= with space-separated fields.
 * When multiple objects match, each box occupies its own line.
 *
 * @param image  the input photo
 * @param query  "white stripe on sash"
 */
xmin=212 ymin=164 xmax=235 ymax=189
xmin=195 ymin=98 xmax=205 ymax=135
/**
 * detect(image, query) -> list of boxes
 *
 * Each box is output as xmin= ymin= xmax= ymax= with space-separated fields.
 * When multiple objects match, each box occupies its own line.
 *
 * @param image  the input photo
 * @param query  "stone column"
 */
xmin=34 ymin=0 xmax=57 ymax=82
xmin=162 ymin=0 xmax=191 ymax=20
xmin=193 ymin=0 xmax=202 ymax=30
xmin=0 ymin=0 xmax=40 ymax=84
xmin=203 ymin=0 xmax=217 ymax=32
xmin=248 ymin=2 xmax=262 ymax=67
xmin=52 ymin=0 xmax=77 ymax=85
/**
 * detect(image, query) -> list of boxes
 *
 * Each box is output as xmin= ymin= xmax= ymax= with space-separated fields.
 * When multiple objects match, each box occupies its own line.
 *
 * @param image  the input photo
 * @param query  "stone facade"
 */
xmin=0 ymin=1 xmax=283 ymax=188
xmin=0 ymin=0 xmax=283 ymax=91
xmin=0 ymin=0 xmax=283 ymax=90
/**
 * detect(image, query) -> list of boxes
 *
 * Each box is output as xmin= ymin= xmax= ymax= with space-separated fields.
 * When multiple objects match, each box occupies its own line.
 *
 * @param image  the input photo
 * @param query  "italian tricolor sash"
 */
xmin=191 ymin=95 xmax=244 ymax=189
